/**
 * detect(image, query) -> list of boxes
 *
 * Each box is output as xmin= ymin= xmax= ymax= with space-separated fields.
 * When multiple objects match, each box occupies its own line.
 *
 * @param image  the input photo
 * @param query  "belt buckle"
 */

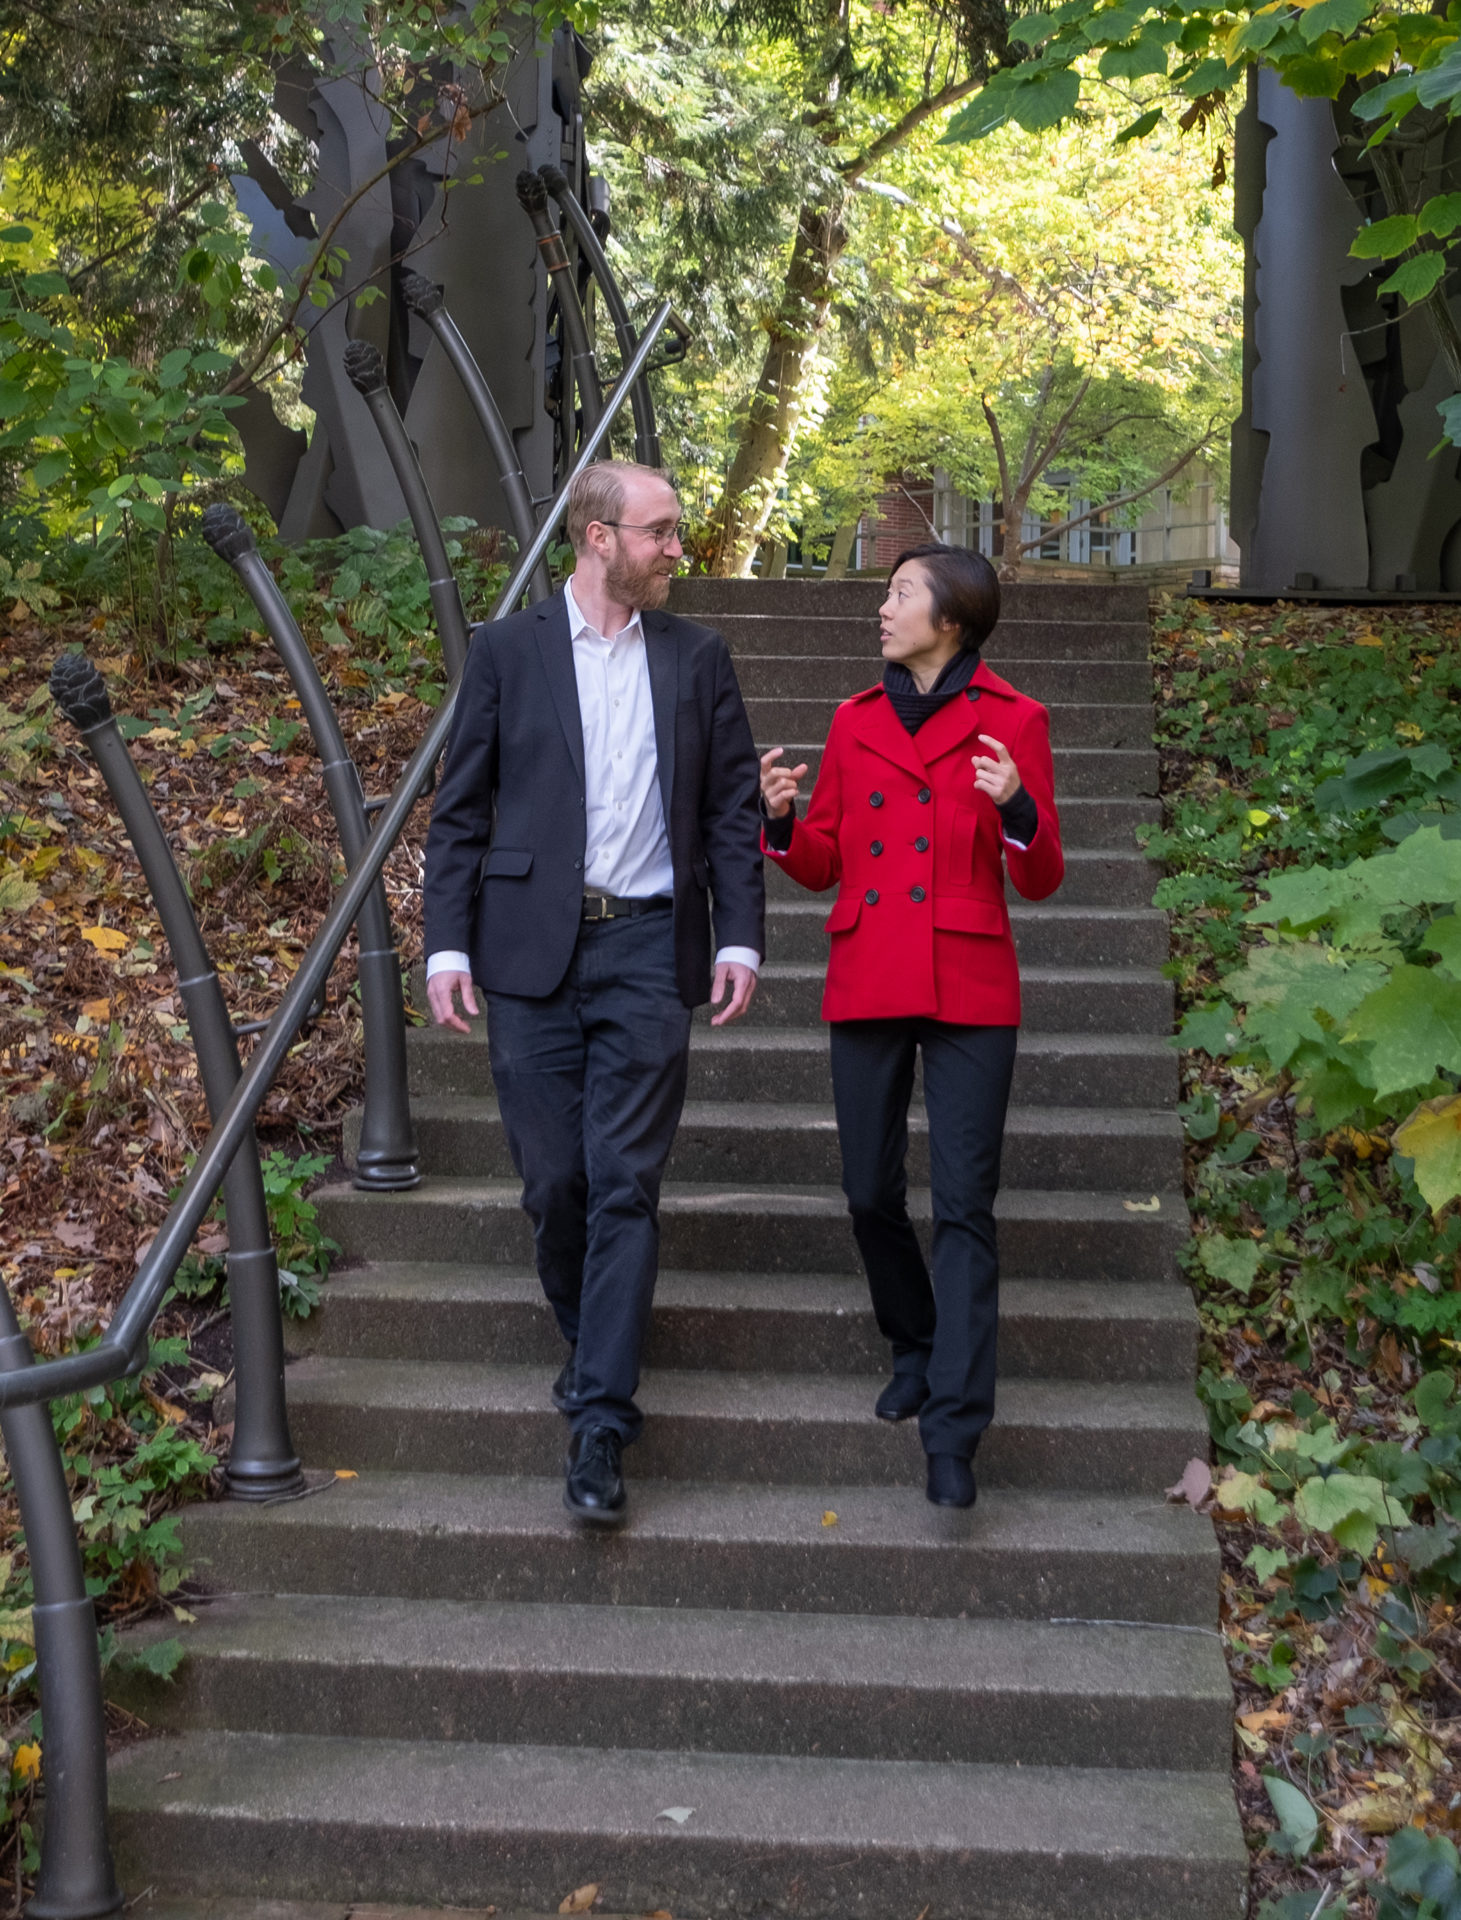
xmin=583 ymin=892 xmax=611 ymax=921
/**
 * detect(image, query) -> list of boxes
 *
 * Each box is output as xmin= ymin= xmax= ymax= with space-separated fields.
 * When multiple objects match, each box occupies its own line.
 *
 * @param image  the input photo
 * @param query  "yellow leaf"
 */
xmin=80 ymin=998 xmax=111 ymax=1021
xmin=1395 ymin=1095 xmax=1461 ymax=1214
xmin=1332 ymin=1788 xmax=1413 ymax=1833
xmin=1238 ymin=1707 xmax=1290 ymax=1734
xmin=0 ymin=1610 xmax=34 ymax=1649
xmin=144 ymin=1389 xmax=186 ymax=1426
xmin=13 ymin=1742 xmax=40 ymax=1781
xmin=821 ymin=1510 xmax=839 ymax=1527
xmin=1354 ymin=633 xmax=1385 ymax=647
xmin=140 ymin=726 xmax=178 ymax=745
xmin=559 ymin=1886 xmax=600 ymax=1914
xmin=80 ymin=926 xmax=128 ymax=954
xmin=1397 ymin=721 xmax=1425 ymax=742
xmin=334 ymin=1470 xmax=358 ymax=1481
xmin=1123 ymin=1195 xmax=1161 ymax=1213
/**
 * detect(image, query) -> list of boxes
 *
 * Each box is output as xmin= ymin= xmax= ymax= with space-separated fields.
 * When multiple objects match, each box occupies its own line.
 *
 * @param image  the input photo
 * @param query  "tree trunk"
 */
xmin=822 ymin=521 xmax=858 ymax=578
xmin=998 ymin=491 xmax=1030 ymax=582
xmin=761 ymin=538 xmax=789 ymax=579
xmin=709 ymin=201 xmax=847 ymax=578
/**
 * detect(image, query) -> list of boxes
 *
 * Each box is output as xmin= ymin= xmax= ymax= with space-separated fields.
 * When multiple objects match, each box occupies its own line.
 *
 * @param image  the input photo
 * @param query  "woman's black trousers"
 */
xmin=829 ymin=1017 xmax=1018 ymax=1461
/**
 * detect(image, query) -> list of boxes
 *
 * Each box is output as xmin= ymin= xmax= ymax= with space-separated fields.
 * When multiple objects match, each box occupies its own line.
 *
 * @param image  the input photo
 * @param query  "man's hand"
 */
xmin=710 ymin=960 xmax=757 ymax=1027
xmin=427 ymin=969 xmax=479 ymax=1036
xmin=972 ymin=734 xmax=1022 ymax=805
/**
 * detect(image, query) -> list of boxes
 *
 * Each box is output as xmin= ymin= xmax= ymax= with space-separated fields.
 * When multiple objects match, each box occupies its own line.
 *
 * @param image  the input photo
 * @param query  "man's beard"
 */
xmin=607 ymin=547 xmax=674 ymax=611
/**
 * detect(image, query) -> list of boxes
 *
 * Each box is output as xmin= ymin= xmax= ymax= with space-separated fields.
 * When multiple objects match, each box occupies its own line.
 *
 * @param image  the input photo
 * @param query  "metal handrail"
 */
xmin=515 ymin=169 xmax=604 ymax=445
xmin=5 ymin=298 xmax=670 ymax=1420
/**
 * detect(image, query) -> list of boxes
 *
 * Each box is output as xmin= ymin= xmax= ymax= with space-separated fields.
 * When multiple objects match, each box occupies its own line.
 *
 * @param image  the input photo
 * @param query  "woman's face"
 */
xmin=879 ymin=562 xmax=961 ymax=679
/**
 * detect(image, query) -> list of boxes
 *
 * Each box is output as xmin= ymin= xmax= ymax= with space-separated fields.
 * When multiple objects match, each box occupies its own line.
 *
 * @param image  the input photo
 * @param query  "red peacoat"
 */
xmin=765 ymin=657 xmax=1064 ymax=1024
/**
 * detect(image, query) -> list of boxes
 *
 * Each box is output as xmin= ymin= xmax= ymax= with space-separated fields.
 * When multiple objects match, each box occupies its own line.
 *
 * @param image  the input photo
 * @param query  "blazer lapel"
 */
xmin=643 ymin=610 xmax=679 ymax=821
xmin=535 ymin=591 xmax=586 ymax=789
xmin=845 ymin=688 xmax=928 ymax=781
xmin=916 ymin=658 xmax=1006 ymax=765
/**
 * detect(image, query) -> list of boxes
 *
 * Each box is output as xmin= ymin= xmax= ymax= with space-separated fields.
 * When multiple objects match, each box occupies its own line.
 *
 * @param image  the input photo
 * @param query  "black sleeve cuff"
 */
xmin=996 ymin=784 xmax=1039 ymax=846
xmin=759 ymin=798 xmax=796 ymax=852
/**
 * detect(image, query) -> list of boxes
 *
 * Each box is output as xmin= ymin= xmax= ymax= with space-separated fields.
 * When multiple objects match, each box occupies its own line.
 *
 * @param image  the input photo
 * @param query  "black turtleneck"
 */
xmin=761 ymin=650 xmax=1040 ymax=851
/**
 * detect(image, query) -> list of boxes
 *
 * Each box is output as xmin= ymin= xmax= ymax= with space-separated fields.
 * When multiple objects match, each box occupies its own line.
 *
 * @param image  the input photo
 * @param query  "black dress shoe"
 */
xmin=564 ymin=1425 xmax=626 ymax=1525
xmin=926 ymin=1452 xmax=977 ymax=1509
xmin=875 ymin=1373 xmax=930 ymax=1422
xmin=550 ymin=1348 xmax=577 ymax=1412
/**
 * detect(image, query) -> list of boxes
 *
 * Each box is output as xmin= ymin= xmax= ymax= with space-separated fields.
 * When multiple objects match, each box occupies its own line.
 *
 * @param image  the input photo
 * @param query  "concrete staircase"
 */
xmin=108 ymin=579 xmax=1246 ymax=1918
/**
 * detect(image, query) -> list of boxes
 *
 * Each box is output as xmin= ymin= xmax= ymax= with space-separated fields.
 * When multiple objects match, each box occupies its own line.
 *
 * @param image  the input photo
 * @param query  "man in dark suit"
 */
xmin=424 ymin=461 xmax=764 ymax=1525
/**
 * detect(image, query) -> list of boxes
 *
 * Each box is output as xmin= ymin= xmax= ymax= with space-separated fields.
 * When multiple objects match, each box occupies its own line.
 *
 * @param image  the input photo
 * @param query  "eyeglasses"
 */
xmin=599 ymin=518 xmax=688 ymax=548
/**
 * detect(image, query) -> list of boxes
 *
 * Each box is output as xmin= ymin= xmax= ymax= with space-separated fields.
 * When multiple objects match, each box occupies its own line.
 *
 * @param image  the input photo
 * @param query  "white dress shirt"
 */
xmin=427 ymin=577 xmax=759 ymax=980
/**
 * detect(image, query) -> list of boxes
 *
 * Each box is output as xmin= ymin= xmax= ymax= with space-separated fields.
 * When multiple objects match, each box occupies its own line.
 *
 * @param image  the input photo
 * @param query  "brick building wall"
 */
xmin=857 ymin=477 xmax=936 ymax=571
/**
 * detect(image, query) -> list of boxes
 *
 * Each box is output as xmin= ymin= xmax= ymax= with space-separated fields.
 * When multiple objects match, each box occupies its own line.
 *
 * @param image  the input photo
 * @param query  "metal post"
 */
xmin=198 ymin=509 xmax=420 ymax=1195
xmin=48 ymin=655 xmax=303 ymax=1502
xmin=0 ymin=1283 xmax=122 ymax=1918
xmin=400 ymin=272 xmax=552 ymax=604
xmin=336 ymin=344 xmax=469 ymax=685
xmin=515 ymin=169 xmax=605 ymax=443
xmin=539 ymin=165 xmax=661 ymax=467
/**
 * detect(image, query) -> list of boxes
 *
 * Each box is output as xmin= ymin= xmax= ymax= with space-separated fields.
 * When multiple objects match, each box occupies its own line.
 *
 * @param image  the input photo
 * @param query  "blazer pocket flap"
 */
xmin=933 ymin=896 xmax=1006 ymax=936
xmin=482 ymin=847 xmax=534 ymax=878
xmin=824 ymin=892 xmax=863 ymax=934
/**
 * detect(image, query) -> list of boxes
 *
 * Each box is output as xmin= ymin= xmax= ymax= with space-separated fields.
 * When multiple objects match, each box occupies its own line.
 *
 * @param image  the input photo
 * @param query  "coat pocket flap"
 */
xmin=482 ymin=847 xmax=534 ymax=878
xmin=824 ymin=892 xmax=863 ymax=933
xmin=933 ymin=896 xmax=1006 ymax=936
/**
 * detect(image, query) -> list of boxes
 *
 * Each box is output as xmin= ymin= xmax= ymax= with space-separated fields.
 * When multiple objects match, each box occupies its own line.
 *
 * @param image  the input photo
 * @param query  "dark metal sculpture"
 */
xmin=515 ymin=167 xmax=605 ymax=446
xmin=1231 ymin=69 xmax=1461 ymax=594
xmin=340 ymin=341 xmax=470 ymax=679
xmin=539 ymin=163 xmax=661 ymax=468
xmin=0 ymin=1278 xmax=122 ymax=1918
xmin=199 ymin=507 xmax=420 ymax=1194
xmin=48 ymin=653 xmax=303 ymax=1503
xmin=399 ymin=270 xmax=551 ymax=603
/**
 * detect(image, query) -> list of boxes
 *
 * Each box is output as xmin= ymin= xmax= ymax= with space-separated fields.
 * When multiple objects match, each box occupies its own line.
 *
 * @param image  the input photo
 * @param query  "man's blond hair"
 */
xmin=564 ymin=460 xmax=676 ymax=553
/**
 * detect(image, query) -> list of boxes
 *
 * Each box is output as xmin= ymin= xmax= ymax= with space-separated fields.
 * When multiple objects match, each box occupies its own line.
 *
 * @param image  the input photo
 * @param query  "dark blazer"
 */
xmin=423 ymin=588 xmax=765 ymax=1009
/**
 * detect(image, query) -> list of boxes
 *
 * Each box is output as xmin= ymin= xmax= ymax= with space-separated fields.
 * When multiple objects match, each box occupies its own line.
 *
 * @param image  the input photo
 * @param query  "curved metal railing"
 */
xmin=6 ymin=301 xmax=670 ymax=1916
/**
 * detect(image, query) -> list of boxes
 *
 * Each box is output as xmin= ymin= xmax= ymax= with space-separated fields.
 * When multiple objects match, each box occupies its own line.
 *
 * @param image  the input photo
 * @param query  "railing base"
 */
xmin=352 ymin=1159 xmax=423 ymax=1191
xmin=223 ymin=1459 xmax=306 ymax=1502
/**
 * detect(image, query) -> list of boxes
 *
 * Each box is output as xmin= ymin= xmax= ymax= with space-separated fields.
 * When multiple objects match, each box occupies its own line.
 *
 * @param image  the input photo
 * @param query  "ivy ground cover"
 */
xmin=1150 ymin=595 xmax=1461 ymax=1918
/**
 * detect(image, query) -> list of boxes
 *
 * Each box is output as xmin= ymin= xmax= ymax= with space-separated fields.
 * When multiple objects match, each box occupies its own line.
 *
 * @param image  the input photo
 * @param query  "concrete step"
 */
xmin=108 ymin=1729 xmax=1245 ymax=1920
xmin=279 ymin=1359 xmax=1205 ymax=1492
xmin=708 ymin=613 xmax=1151 ymax=660
xmin=747 ymin=696 xmax=1154 ymax=751
xmin=732 ymin=655 xmax=1153 ymax=705
xmin=774 ymin=741 xmax=1160 ymax=796
xmin=116 ymin=1592 xmax=1232 ymax=1771
xmin=763 ymin=849 xmax=1158 ymax=907
xmin=691 ymin=960 xmax=1172 ymax=1031
xmin=296 ymin=1268 xmax=1200 ymax=1383
xmin=406 ymin=1023 xmax=1179 ymax=1107
xmin=357 ymin=1098 xmax=1182 ymax=1192
xmin=176 ymin=1471 xmax=1219 ymax=1622
xmin=671 ymin=576 xmax=1153 ymax=623
xmin=315 ymin=1180 xmax=1188 ymax=1280
xmin=757 ymin=899 xmax=1170 ymax=965
xmin=775 ymin=793 xmax=1157 ymax=851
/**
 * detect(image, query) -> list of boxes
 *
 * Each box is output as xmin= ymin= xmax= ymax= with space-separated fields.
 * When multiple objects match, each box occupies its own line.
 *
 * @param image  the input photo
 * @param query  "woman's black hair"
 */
xmin=889 ymin=542 xmax=1000 ymax=653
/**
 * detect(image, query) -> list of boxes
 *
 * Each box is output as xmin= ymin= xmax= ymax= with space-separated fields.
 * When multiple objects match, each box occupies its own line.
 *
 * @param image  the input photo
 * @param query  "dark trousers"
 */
xmin=486 ymin=910 xmax=692 ymax=1444
xmin=829 ymin=1018 xmax=1018 ymax=1460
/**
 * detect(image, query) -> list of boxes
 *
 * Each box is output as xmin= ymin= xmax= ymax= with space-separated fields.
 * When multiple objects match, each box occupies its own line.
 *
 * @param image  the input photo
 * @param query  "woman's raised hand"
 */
xmin=972 ymin=735 xmax=1021 ymax=805
xmin=760 ymin=746 xmax=808 ymax=819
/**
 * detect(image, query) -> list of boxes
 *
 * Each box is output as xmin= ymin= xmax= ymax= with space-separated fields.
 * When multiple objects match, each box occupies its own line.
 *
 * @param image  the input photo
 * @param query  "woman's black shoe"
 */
xmin=550 ymin=1348 xmax=577 ymax=1412
xmin=925 ymin=1453 xmax=976 ymax=1508
xmin=564 ymin=1426 xmax=626 ymax=1525
xmin=875 ymin=1373 xmax=930 ymax=1422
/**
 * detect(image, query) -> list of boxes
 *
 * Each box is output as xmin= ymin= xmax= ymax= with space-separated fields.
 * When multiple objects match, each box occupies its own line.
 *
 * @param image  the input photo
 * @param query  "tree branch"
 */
xmin=841 ymin=73 xmax=986 ymax=183
xmin=981 ymin=394 xmax=1014 ymax=512
xmin=851 ymin=177 xmax=1045 ymax=320
xmin=1008 ymin=428 xmax=1216 ymax=554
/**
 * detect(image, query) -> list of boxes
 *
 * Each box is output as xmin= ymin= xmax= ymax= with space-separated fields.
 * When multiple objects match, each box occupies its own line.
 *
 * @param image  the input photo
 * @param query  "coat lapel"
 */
xmin=916 ymin=658 xmax=1010 ymax=765
xmin=643 ymin=609 xmax=679 ymax=821
xmin=844 ymin=688 xmax=927 ymax=780
xmin=535 ymin=591 xmax=586 ymax=789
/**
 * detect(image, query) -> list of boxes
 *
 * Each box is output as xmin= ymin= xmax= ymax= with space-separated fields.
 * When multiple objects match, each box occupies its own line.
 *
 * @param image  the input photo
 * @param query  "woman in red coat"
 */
xmin=760 ymin=543 xmax=1064 ymax=1508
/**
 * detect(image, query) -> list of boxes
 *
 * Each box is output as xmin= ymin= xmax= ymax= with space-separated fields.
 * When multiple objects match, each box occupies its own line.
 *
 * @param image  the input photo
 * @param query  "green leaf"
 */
xmin=28 ymin=450 xmax=68 ymax=489
xmin=1439 ymin=393 xmax=1461 ymax=448
xmin=1394 ymin=1095 xmax=1461 ymax=1211
xmin=1297 ymin=0 xmax=1370 ymax=42
xmin=1114 ymin=106 xmax=1164 ymax=141
xmin=1352 ymin=69 xmax=1421 ymax=119
xmin=1415 ymin=40 xmax=1461 ymax=111
xmin=157 ymin=348 xmax=192 ymax=390
xmin=1383 ymin=1824 xmax=1461 ymax=1901
xmin=1351 ymin=214 xmax=1420 ymax=260
xmin=120 ymin=1636 xmax=185 ymax=1681
xmin=1349 ymin=965 xmax=1461 ymax=1098
xmin=1198 ymin=1233 xmax=1263 ymax=1293
xmin=1009 ymin=67 xmax=1083 ymax=131
xmin=1246 ymin=1544 xmax=1291 ymax=1583
xmin=1178 ymin=1001 xmax=1242 ymax=1055
xmin=0 ymin=225 xmax=34 ymax=246
xmin=1313 ymin=744 xmax=1412 ymax=808
xmin=1293 ymin=1470 xmax=1398 ymax=1558
xmin=1263 ymin=1774 xmax=1319 ymax=1858
xmin=1378 ymin=251 xmax=1448 ymax=303
xmin=1414 ymin=1368 xmax=1459 ymax=1431
xmin=1419 ymin=191 xmax=1461 ymax=239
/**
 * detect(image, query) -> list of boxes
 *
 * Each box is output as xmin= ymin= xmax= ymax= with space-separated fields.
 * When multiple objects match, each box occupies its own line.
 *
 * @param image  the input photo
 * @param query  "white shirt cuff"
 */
xmin=426 ymin=950 xmax=473 ymax=979
xmin=715 ymin=946 xmax=761 ymax=973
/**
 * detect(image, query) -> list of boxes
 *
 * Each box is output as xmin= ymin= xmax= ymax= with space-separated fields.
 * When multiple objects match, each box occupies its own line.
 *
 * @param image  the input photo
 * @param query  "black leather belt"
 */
xmin=581 ymin=891 xmax=673 ymax=921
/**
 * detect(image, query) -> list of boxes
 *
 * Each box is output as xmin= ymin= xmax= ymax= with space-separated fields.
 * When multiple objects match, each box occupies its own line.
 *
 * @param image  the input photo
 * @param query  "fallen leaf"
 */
xmin=1331 ymin=1788 xmax=1413 ymax=1833
xmin=80 ymin=925 xmax=127 ymax=954
xmin=198 ymin=1231 xmax=229 ymax=1256
xmin=144 ymin=1389 xmax=186 ymax=1426
xmin=1238 ymin=1707 xmax=1291 ymax=1734
xmin=12 ymin=1743 xmax=39 ymax=1781
xmin=334 ymin=1470 xmax=358 ymax=1481
xmin=643 ymin=1911 xmax=673 ymax=1919
xmin=559 ymin=1886 xmax=599 ymax=1914
xmin=656 ymin=1806 xmax=694 ymax=1824
xmin=1123 ymin=1195 xmax=1162 ymax=1212
xmin=52 ymin=1222 xmax=96 ymax=1253
xmin=80 ymin=998 xmax=110 ymax=1021
xmin=821 ymin=1510 xmax=838 ymax=1527
xmin=1166 ymin=1457 xmax=1211 ymax=1507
